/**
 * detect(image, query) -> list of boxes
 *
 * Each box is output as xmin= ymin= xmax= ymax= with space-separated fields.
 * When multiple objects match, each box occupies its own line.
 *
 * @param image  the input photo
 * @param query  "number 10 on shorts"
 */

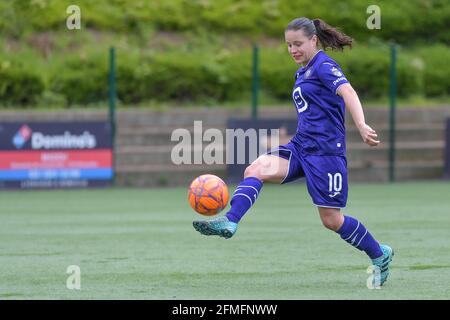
xmin=328 ymin=173 xmax=342 ymax=196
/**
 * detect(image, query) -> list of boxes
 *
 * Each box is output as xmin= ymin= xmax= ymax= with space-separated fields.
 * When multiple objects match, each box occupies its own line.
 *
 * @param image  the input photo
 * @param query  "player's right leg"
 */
xmin=302 ymin=154 xmax=394 ymax=287
xmin=193 ymin=155 xmax=289 ymax=239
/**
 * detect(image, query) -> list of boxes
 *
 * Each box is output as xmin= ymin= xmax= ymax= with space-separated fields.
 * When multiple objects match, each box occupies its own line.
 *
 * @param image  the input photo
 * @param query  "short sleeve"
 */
xmin=317 ymin=62 xmax=350 ymax=94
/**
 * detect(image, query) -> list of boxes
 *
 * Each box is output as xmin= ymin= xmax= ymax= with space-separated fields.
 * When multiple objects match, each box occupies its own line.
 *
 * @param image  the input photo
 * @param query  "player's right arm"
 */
xmin=337 ymin=83 xmax=380 ymax=147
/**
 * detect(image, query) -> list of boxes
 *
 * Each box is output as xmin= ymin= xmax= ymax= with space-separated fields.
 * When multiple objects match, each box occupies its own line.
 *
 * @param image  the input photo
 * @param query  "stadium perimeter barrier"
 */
xmin=445 ymin=118 xmax=450 ymax=179
xmin=0 ymin=121 xmax=114 ymax=189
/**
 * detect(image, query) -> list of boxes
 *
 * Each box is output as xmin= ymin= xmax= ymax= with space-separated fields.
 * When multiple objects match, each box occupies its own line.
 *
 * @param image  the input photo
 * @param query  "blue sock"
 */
xmin=336 ymin=215 xmax=383 ymax=259
xmin=226 ymin=177 xmax=263 ymax=223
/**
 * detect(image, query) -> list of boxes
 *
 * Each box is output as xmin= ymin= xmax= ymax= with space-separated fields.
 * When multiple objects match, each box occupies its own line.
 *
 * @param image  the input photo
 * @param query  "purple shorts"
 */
xmin=267 ymin=141 xmax=348 ymax=208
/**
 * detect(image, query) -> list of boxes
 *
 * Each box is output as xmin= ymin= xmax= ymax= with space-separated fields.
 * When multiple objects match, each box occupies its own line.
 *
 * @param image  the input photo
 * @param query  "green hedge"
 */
xmin=260 ymin=47 xmax=295 ymax=99
xmin=330 ymin=47 xmax=423 ymax=98
xmin=1 ymin=45 xmax=449 ymax=107
xmin=220 ymin=50 xmax=253 ymax=101
xmin=0 ymin=63 xmax=45 ymax=106
xmin=117 ymin=49 xmax=253 ymax=104
xmin=2 ymin=0 xmax=448 ymax=108
xmin=417 ymin=45 xmax=450 ymax=97
xmin=49 ymin=54 xmax=108 ymax=105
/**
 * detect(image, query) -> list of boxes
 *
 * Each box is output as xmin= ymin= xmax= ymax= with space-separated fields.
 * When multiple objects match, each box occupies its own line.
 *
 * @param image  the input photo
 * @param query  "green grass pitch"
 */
xmin=1 ymin=181 xmax=449 ymax=299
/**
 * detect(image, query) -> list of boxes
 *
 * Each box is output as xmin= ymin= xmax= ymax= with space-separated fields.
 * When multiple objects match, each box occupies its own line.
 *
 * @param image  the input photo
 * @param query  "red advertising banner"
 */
xmin=0 ymin=150 xmax=112 ymax=169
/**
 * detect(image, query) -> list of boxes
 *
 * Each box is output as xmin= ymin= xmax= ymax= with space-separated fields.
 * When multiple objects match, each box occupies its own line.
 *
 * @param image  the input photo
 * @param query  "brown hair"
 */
xmin=286 ymin=17 xmax=353 ymax=51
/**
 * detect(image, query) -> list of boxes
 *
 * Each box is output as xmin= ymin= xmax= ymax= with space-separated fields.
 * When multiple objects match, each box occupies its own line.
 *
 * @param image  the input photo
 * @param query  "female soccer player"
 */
xmin=193 ymin=17 xmax=393 ymax=286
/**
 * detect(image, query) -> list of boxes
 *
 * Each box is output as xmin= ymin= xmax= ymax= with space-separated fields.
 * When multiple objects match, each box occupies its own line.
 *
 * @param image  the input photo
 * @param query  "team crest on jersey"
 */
xmin=305 ymin=69 xmax=311 ymax=78
xmin=331 ymin=66 xmax=342 ymax=77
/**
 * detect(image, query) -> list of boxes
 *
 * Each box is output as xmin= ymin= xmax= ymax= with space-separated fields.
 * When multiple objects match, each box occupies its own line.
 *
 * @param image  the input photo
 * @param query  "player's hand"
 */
xmin=358 ymin=123 xmax=380 ymax=147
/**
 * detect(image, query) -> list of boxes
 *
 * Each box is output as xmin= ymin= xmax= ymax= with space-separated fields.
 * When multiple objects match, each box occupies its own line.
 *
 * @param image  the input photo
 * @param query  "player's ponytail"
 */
xmin=312 ymin=18 xmax=352 ymax=51
xmin=286 ymin=17 xmax=353 ymax=51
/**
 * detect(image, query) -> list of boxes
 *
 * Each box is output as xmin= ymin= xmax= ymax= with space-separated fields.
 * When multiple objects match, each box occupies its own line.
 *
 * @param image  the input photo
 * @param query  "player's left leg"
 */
xmin=193 ymin=154 xmax=290 ymax=239
xmin=193 ymin=142 xmax=305 ymax=239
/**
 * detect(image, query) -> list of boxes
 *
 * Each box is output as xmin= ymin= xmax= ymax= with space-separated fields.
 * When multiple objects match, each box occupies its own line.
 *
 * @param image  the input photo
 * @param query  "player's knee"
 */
xmin=244 ymin=163 xmax=263 ymax=180
xmin=244 ymin=156 xmax=284 ymax=182
xmin=321 ymin=215 xmax=341 ymax=231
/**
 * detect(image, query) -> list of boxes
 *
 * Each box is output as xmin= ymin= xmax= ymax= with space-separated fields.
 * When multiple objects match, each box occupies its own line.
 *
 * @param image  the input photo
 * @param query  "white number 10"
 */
xmin=328 ymin=173 xmax=342 ymax=192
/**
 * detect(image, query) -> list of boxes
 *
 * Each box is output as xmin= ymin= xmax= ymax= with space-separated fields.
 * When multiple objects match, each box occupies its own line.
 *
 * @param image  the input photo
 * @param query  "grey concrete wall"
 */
xmin=2 ymin=105 xmax=450 ymax=186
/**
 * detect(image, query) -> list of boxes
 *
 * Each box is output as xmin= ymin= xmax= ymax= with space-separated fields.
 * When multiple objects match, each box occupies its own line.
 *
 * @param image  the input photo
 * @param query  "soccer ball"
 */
xmin=188 ymin=174 xmax=229 ymax=216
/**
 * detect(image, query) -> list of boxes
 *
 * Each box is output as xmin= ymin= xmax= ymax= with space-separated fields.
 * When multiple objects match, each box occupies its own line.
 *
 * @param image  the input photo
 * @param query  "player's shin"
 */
xmin=225 ymin=177 xmax=263 ymax=223
xmin=336 ymin=215 xmax=383 ymax=259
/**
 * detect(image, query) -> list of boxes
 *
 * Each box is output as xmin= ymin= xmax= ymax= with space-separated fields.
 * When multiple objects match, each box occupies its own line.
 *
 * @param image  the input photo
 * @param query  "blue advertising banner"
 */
xmin=0 ymin=121 xmax=114 ymax=189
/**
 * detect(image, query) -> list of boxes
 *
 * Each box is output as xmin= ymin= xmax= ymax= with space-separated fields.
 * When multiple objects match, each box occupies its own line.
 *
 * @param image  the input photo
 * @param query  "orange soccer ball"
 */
xmin=188 ymin=174 xmax=229 ymax=216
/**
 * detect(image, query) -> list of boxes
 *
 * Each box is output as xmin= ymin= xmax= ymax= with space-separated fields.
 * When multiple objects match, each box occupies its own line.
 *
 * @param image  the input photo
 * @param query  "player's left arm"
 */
xmin=337 ymin=83 xmax=380 ymax=147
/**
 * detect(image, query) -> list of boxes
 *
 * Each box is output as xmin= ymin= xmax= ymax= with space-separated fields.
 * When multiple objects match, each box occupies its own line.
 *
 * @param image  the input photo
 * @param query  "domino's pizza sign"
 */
xmin=0 ymin=121 xmax=114 ymax=189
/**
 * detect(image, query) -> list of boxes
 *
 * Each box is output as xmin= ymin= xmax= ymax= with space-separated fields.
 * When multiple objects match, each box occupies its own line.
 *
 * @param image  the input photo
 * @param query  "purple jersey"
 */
xmin=291 ymin=50 xmax=349 ymax=156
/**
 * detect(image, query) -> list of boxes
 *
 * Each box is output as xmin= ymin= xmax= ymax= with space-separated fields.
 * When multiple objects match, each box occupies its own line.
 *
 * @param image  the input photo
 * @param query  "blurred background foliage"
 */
xmin=0 ymin=0 xmax=449 ymax=108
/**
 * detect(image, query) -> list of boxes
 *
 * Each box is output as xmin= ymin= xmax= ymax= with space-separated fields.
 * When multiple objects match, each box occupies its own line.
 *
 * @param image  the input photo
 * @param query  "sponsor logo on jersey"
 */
xmin=331 ymin=66 xmax=343 ymax=77
xmin=332 ymin=77 xmax=347 ymax=86
xmin=292 ymin=86 xmax=308 ymax=113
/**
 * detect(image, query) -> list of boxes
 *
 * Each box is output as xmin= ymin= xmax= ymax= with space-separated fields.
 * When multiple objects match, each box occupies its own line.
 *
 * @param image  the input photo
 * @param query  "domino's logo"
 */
xmin=12 ymin=125 xmax=32 ymax=149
